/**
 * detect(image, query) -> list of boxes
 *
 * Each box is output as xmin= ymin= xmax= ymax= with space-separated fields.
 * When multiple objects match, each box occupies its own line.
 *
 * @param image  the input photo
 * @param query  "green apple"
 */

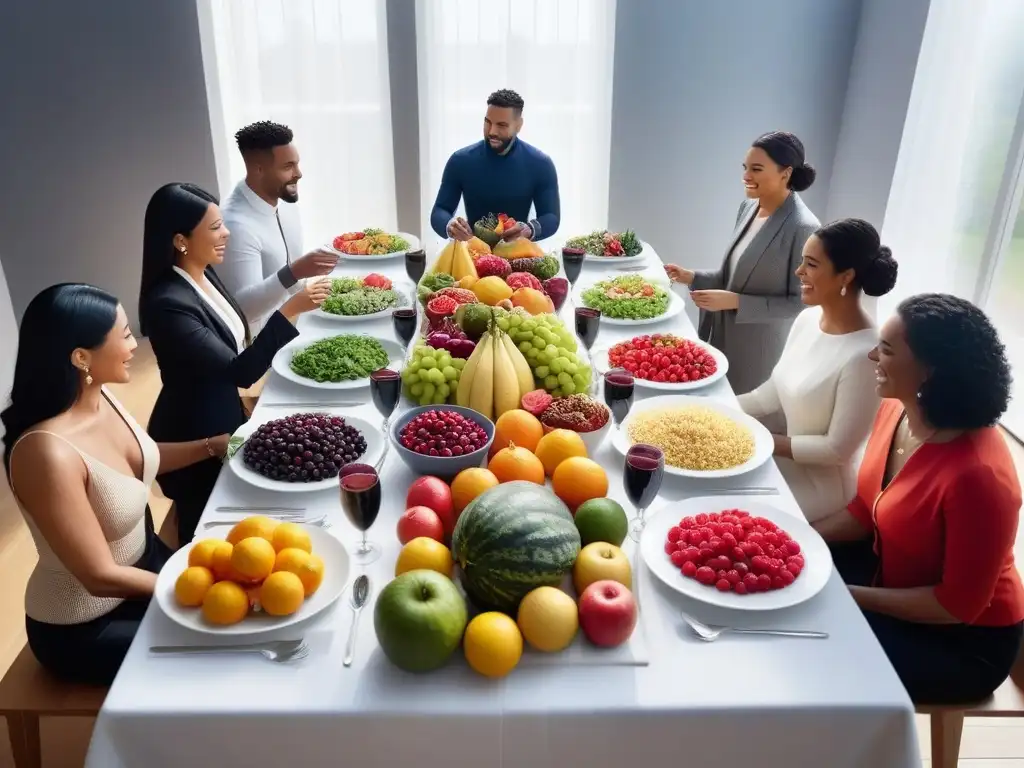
xmin=373 ymin=569 xmax=468 ymax=672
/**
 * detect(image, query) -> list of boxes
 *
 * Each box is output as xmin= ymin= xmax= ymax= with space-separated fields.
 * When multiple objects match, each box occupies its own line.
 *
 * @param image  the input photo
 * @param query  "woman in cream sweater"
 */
xmin=738 ymin=218 xmax=898 ymax=521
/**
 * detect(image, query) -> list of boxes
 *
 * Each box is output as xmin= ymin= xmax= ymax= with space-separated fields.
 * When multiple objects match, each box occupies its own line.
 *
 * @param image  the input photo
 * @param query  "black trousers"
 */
xmin=831 ymin=540 xmax=1023 ymax=705
xmin=26 ymin=509 xmax=172 ymax=686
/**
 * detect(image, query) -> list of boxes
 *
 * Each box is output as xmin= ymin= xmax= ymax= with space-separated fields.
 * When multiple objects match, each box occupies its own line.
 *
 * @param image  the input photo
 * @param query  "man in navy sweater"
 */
xmin=430 ymin=89 xmax=560 ymax=242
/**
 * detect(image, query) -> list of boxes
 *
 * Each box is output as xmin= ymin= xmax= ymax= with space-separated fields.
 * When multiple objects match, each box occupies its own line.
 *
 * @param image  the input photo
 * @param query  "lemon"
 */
xmin=395 ymin=537 xmax=453 ymax=578
xmin=259 ymin=572 xmax=306 ymax=617
xmin=174 ymin=566 xmax=214 ymax=607
xmin=516 ymin=586 xmax=578 ymax=652
xmin=464 ymin=612 xmax=523 ymax=678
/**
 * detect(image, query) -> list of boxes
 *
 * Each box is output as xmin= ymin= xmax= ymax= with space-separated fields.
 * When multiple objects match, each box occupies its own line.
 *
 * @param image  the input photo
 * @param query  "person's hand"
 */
xmin=664 ymin=264 xmax=695 ymax=285
xmin=446 ymin=217 xmax=473 ymax=242
xmin=690 ymin=289 xmax=739 ymax=311
xmin=500 ymin=221 xmax=533 ymax=241
xmin=282 ymin=277 xmax=332 ymax=318
xmin=206 ymin=434 xmax=230 ymax=458
xmin=290 ymin=248 xmax=339 ymax=279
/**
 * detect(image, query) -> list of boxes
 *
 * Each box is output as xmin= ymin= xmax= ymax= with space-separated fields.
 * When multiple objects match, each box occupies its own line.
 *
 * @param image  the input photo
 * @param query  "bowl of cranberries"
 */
xmin=390 ymin=405 xmax=495 ymax=480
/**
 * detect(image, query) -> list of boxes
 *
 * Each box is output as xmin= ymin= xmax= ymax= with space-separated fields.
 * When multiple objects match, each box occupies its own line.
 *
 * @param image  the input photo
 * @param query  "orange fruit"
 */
xmin=174 ymin=566 xmax=214 ymax=607
xmin=231 ymin=537 xmax=277 ymax=581
xmin=259 ymin=571 xmax=306 ymax=617
xmin=490 ymin=409 xmax=544 ymax=457
xmin=208 ymin=541 xmax=235 ymax=581
xmin=487 ymin=444 xmax=545 ymax=485
xmin=395 ymin=537 xmax=454 ymax=577
xmin=298 ymin=553 xmax=325 ymax=596
xmin=450 ymin=467 xmax=500 ymax=513
xmin=274 ymin=547 xmax=311 ymax=574
xmin=551 ymin=456 xmax=609 ymax=512
xmin=272 ymin=522 xmax=312 ymax=554
xmin=188 ymin=539 xmax=226 ymax=569
xmin=534 ymin=429 xmax=588 ymax=477
xmin=201 ymin=581 xmax=250 ymax=625
xmin=226 ymin=515 xmax=279 ymax=546
xmin=510 ymin=287 xmax=554 ymax=315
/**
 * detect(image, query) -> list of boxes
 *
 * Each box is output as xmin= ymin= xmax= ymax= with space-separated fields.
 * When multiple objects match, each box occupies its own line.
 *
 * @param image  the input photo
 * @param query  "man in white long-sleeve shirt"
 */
xmin=218 ymin=120 xmax=337 ymax=331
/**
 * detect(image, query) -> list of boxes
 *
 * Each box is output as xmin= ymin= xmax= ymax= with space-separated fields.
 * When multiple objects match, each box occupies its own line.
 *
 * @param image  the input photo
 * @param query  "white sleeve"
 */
xmin=737 ymin=378 xmax=781 ymax=418
xmin=217 ymin=228 xmax=291 ymax=321
xmin=789 ymin=354 xmax=880 ymax=466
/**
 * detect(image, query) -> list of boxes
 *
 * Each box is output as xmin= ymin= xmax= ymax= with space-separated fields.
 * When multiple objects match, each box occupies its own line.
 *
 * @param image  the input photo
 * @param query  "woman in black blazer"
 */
xmin=139 ymin=183 xmax=329 ymax=543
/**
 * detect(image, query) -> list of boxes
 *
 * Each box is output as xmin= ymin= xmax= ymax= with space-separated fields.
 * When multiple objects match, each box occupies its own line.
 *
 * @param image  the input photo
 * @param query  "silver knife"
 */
xmin=259 ymin=401 xmax=365 ymax=408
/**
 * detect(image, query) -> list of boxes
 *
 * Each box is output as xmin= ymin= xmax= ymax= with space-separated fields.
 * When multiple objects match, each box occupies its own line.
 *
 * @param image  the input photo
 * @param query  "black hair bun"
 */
xmin=861 ymin=245 xmax=898 ymax=297
xmin=789 ymin=163 xmax=817 ymax=192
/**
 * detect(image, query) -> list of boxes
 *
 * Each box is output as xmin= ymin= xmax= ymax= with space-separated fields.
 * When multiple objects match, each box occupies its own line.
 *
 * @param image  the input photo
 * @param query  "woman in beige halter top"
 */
xmin=1 ymin=284 xmax=230 ymax=685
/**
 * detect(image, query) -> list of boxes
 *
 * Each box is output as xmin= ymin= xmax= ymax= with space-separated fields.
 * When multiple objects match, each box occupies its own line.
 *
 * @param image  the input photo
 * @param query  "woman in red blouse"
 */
xmin=814 ymin=293 xmax=1024 ymax=704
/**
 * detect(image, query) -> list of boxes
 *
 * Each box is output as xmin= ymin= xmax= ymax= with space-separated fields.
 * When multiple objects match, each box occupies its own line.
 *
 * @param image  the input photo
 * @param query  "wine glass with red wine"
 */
xmin=575 ymin=307 xmax=601 ymax=352
xmin=405 ymin=248 xmax=427 ymax=284
xmin=562 ymin=247 xmax=586 ymax=288
xmin=392 ymin=308 xmax=418 ymax=348
xmin=370 ymin=368 xmax=401 ymax=432
xmin=603 ymin=368 xmax=635 ymax=431
xmin=624 ymin=444 xmax=665 ymax=541
xmin=339 ymin=463 xmax=381 ymax=564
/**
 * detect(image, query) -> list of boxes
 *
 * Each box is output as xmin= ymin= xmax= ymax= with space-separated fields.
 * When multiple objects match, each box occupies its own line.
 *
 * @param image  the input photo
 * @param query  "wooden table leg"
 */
xmin=930 ymin=710 xmax=964 ymax=768
xmin=7 ymin=712 xmax=42 ymax=768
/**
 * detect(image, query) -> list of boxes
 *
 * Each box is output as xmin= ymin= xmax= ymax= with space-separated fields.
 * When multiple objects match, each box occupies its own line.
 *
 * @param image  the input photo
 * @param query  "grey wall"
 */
xmin=608 ymin=0 xmax=863 ymax=273
xmin=386 ymin=0 xmax=422 ymax=238
xmin=0 ymin=0 xmax=218 ymax=330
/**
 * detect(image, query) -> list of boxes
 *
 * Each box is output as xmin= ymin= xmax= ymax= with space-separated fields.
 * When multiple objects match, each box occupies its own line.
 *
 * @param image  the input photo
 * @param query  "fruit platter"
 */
xmin=228 ymin=410 xmax=385 ymax=492
xmin=155 ymin=516 xmax=349 ymax=635
xmin=271 ymin=334 xmax=406 ymax=391
xmin=574 ymin=274 xmax=683 ymax=325
xmin=611 ymin=394 xmax=773 ymax=479
xmin=591 ymin=334 xmax=729 ymax=392
xmin=373 ymin=416 xmax=641 ymax=677
xmin=640 ymin=496 xmax=831 ymax=611
xmin=315 ymin=274 xmax=412 ymax=321
xmin=328 ymin=229 xmax=417 ymax=260
xmin=564 ymin=229 xmax=646 ymax=267
xmin=471 ymin=213 xmax=548 ymax=261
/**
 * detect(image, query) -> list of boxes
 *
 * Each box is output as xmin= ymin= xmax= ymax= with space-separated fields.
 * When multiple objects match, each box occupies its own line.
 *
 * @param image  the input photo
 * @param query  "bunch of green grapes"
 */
xmin=496 ymin=312 xmax=592 ymax=396
xmin=400 ymin=343 xmax=466 ymax=406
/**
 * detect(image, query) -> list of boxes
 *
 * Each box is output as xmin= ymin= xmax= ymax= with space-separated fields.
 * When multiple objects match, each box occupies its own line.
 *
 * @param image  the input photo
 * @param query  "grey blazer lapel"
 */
xmin=728 ymin=193 xmax=797 ymax=291
xmin=723 ymin=202 xmax=758 ymax=280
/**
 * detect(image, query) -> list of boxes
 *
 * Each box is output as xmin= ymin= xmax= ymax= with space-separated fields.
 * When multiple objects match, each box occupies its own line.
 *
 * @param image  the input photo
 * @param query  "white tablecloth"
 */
xmin=85 ymin=243 xmax=920 ymax=768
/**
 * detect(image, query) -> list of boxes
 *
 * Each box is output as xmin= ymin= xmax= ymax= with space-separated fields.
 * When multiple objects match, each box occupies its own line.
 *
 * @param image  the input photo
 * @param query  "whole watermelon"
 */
xmin=451 ymin=481 xmax=581 ymax=614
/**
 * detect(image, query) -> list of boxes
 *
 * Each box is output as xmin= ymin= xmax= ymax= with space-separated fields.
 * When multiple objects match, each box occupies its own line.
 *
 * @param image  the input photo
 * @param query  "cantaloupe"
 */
xmin=493 ymin=239 xmax=544 ymax=260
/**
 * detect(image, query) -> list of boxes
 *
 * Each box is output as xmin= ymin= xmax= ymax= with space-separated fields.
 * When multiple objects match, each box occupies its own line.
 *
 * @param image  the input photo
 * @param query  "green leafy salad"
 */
xmin=321 ymin=277 xmax=400 ymax=316
xmin=580 ymin=274 xmax=670 ymax=319
xmin=289 ymin=335 xmax=391 ymax=383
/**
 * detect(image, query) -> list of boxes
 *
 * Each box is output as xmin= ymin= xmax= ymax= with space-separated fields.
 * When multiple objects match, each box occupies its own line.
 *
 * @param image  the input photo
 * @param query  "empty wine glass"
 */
xmin=624 ymin=444 xmax=665 ymax=541
xmin=339 ymin=463 xmax=381 ymax=564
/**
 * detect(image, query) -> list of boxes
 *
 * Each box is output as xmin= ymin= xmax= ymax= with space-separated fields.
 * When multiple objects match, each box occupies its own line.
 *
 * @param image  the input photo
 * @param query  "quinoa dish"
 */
xmin=627 ymin=405 xmax=755 ymax=471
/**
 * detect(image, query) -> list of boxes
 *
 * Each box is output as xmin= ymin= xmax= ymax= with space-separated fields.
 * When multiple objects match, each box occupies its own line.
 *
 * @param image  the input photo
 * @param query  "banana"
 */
xmin=492 ymin=331 xmax=520 ymax=417
xmin=451 ymin=240 xmax=478 ymax=281
xmin=500 ymin=332 xmax=535 ymax=400
xmin=468 ymin=333 xmax=495 ymax=420
xmin=433 ymin=240 xmax=456 ymax=274
xmin=455 ymin=334 xmax=487 ymax=407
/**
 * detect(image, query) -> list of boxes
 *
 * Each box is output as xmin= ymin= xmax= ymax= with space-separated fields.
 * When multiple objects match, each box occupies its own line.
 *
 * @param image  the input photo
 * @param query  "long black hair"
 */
xmin=752 ymin=131 xmax=816 ymax=192
xmin=1 ymin=284 xmax=120 ymax=474
xmin=139 ymin=182 xmax=249 ymax=340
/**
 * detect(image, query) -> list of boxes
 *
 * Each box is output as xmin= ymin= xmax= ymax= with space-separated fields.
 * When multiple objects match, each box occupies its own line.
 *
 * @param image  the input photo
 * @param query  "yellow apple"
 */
xmin=572 ymin=542 xmax=632 ymax=595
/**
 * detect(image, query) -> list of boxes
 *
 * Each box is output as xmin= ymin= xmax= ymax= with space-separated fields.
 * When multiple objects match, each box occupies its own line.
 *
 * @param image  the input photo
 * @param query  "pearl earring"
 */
xmin=840 ymin=286 xmax=847 ymax=297
xmin=84 ymin=366 xmax=93 ymax=386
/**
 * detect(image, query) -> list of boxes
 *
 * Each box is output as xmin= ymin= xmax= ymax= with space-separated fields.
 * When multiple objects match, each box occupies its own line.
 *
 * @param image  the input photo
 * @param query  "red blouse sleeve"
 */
xmin=934 ymin=464 xmax=1022 ymax=623
xmin=846 ymin=494 xmax=873 ymax=531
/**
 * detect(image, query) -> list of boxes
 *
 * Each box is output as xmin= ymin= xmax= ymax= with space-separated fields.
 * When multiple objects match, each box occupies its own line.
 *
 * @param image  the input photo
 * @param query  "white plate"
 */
xmin=611 ymin=394 xmax=773 ymax=479
xmin=591 ymin=338 xmax=729 ymax=392
xmin=155 ymin=526 xmax=350 ymax=635
xmin=325 ymin=231 xmax=420 ymax=261
xmin=313 ymin=282 xmax=414 ymax=322
xmin=573 ymin=277 xmax=684 ymax=326
xmin=563 ymin=238 xmax=649 ymax=266
xmin=640 ymin=496 xmax=831 ymax=611
xmin=272 ymin=336 xmax=406 ymax=391
xmin=228 ymin=411 xmax=385 ymax=493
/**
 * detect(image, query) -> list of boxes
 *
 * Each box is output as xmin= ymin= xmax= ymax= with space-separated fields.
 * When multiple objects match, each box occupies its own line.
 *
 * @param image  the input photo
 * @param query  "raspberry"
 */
xmin=732 ymin=546 xmax=747 ymax=562
xmin=716 ymin=578 xmax=732 ymax=592
xmin=780 ymin=569 xmax=796 ymax=585
xmin=734 ymin=581 xmax=748 ymax=595
xmin=713 ymin=538 xmax=732 ymax=555
xmin=725 ymin=569 xmax=741 ymax=585
xmin=743 ymin=573 xmax=759 ymax=591
xmin=747 ymin=532 xmax=765 ymax=546
xmin=765 ymin=545 xmax=777 ymax=558
xmin=733 ymin=561 xmax=750 ymax=575
xmin=786 ymin=540 xmax=801 ymax=555
xmin=679 ymin=517 xmax=695 ymax=529
xmin=667 ymin=526 xmax=682 ymax=543
xmin=750 ymin=555 xmax=770 ymax=573
xmin=664 ymin=541 xmax=678 ymax=555
xmin=757 ymin=574 xmax=772 ymax=591
xmin=721 ymin=532 xmax=738 ymax=548
xmin=695 ymin=566 xmax=716 ymax=585
xmin=786 ymin=562 xmax=803 ymax=576
xmin=670 ymin=550 xmax=687 ymax=567
xmin=708 ymin=555 xmax=732 ymax=571
xmin=682 ymin=546 xmax=701 ymax=563
xmin=771 ymin=576 xmax=785 ymax=590
xmin=695 ymin=513 xmax=709 ymax=525
xmin=766 ymin=532 xmax=780 ymax=546
xmin=787 ymin=554 xmax=805 ymax=569
xmin=681 ymin=560 xmax=698 ymax=577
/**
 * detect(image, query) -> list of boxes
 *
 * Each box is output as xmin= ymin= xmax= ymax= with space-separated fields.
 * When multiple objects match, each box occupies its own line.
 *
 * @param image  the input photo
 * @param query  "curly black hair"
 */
xmin=235 ymin=121 xmax=294 ymax=155
xmin=487 ymin=89 xmax=524 ymax=114
xmin=898 ymin=293 xmax=1012 ymax=430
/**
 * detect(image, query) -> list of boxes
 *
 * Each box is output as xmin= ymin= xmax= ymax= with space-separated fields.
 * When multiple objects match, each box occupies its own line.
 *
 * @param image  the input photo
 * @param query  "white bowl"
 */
xmin=541 ymin=402 xmax=613 ymax=454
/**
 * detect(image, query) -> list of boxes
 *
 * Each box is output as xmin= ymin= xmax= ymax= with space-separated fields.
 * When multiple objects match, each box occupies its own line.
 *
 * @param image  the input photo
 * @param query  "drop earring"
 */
xmin=840 ymin=285 xmax=847 ymax=297
xmin=84 ymin=366 xmax=93 ymax=386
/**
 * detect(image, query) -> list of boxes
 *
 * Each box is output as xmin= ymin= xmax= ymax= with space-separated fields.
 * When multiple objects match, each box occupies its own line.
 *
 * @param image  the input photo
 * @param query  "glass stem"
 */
xmin=360 ymin=530 xmax=368 ymax=553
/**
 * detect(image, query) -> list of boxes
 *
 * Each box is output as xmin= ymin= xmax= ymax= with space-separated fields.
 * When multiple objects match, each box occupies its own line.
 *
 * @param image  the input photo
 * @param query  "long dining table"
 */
xmin=85 ymin=240 xmax=921 ymax=767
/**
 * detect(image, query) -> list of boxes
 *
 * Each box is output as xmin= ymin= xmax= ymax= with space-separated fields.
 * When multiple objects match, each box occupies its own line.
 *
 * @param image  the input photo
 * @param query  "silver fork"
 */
xmin=201 ymin=515 xmax=331 ymax=531
xmin=680 ymin=611 xmax=828 ymax=642
xmin=149 ymin=639 xmax=309 ymax=662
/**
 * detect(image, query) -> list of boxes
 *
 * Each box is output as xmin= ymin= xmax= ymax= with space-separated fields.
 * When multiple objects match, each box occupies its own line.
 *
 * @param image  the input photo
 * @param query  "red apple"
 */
xmin=406 ymin=476 xmax=455 ymax=536
xmin=397 ymin=507 xmax=445 ymax=545
xmin=578 ymin=579 xmax=637 ymax=648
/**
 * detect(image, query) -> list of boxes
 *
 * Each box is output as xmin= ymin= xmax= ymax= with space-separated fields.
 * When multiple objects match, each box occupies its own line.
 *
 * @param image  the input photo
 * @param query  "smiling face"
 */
xmin=173 ymin=204 xmax=230 ymax=268
xmin=72 ymin=304 xmax=137 ymax=386
xmin=868 ymin=314 xmax=929 ymax=401
xmin=484 ymin=105 xmax=522 ymax=153
xmin=742 ymin=146 xmax=790 ymax=200
xmin=794 ymin=234 xmax=854 ymax=306
xmin=265 ymin=143 xmax=302 ymax=203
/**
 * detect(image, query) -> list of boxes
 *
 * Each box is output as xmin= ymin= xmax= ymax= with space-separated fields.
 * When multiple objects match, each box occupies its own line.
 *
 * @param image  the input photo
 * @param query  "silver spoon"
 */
xmin=343 ymin=575 xmax=371 ymax=667
xmin=150 ymin=639 xmax=309 ymax=662
xmin=680 ymin=611 xmax=828 ymax=642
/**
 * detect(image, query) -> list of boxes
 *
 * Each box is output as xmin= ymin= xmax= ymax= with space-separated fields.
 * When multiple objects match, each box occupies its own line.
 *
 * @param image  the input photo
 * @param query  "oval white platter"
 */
xmin=313 ymin=282 xmax=414 ymax=323
xmin=324 ymin=232 xmax=420 ymax=261
xmin=565 ymin=238 xmax=650 ymax=267
xmin=573 ymin=276 xmax=684 ymax=326
xmin=228 ymin=410 xmax=384 ymax=493
xmin=591 ymin=338 xmax=729 ymax=392
xmin=640 ymin=495 xmax=831 ymax=611
xmin=611 ymin=394 xmax=773 ymax=479
xmin=272 ymin=336 xmax=405 ymax=391
xmin=155 ymin=526 xmax=350 ymax=636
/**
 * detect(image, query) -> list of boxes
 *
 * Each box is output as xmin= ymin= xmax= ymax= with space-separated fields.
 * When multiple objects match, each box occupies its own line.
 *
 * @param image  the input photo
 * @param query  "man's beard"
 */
xmin=487 ymin=135 xmax=514 ymax=154
xmin=279 ymin=182 xmax=299 ymax=204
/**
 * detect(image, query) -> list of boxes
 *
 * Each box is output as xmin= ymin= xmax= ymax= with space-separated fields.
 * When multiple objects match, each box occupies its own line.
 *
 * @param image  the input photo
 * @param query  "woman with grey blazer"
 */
xmin=665 ymin=132 xmax=820 ymax=395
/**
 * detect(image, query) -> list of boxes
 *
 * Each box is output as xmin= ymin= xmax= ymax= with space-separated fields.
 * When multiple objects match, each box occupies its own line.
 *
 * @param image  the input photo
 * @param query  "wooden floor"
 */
xmin=0 ymin=340 xmax=1022 ymax=767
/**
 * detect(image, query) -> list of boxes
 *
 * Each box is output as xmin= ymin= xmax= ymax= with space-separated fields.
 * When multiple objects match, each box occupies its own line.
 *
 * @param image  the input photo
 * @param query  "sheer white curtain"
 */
xmin=878 ymin=0 xmax=1024 ymax=320
xmin=198 ymin=0 xmax=398 ymax=247
xmin=415 ymin=0 xmax=617 ymax=250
